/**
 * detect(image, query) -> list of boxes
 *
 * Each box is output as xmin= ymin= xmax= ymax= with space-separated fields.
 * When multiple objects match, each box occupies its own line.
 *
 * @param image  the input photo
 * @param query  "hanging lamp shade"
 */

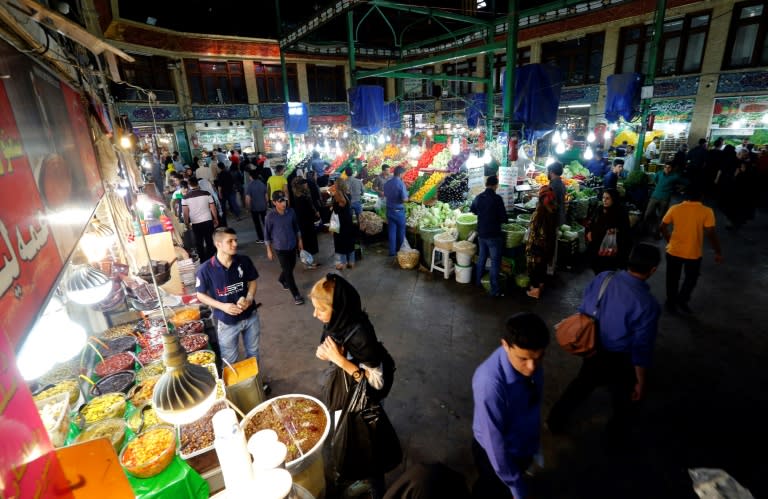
xmin=152 ymin=332 xmax=217 ymax=425
xmin=65 ymin=265 xmax=113 ymax=304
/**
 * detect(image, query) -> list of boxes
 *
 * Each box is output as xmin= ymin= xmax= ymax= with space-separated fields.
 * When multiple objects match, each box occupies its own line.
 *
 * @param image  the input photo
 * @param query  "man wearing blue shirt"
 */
xmin=383 ymin=166 xmax=409 ymax=257
xmin=547 ymin=243 xmax=661 ymax=443
xmin=472 ymin=312 xmax=550 ymax=499
xmin=603 ymin=159 xmax=624 ymax=190
xmin=586 ymin=151 xmax=608 ymax=177
xmin=196 ymin=227 xmax=261 ymax=364
xmin=471 ymin=176 xmax=509 ymax=297
xmin=264 ymin=191 xmax=305 ymax=306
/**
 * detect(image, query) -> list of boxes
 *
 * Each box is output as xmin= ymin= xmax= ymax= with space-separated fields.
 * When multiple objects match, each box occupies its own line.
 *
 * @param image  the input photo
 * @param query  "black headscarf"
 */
xmin=323 ymin=273 xmax=373 ymax=341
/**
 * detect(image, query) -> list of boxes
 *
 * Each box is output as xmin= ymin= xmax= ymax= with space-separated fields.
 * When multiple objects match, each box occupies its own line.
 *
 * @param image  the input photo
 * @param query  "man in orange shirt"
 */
xmin=660 ymin=188 xmax=723 ymax=313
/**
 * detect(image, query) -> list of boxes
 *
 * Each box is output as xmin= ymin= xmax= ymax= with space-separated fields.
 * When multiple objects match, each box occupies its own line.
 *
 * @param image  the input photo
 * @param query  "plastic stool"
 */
xmin=430 ymin=247 xmax=454 ymax=279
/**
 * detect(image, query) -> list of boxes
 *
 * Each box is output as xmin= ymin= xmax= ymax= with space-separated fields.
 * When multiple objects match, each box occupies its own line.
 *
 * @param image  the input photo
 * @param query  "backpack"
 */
xmin=555 ymin=272 xmax=615 ymax=356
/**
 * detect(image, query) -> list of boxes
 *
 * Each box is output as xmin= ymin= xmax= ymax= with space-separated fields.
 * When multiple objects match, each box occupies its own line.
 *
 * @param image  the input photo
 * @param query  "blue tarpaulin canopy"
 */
xmin=466 ymin=93 xmax=487 ymax=128
xmin=386 ymin=101 xmax=401 ymax=129
xmin=605 ymin=73 xmax=643 ymax=123
xmin=283 ymin=102 xmax=309 ymax=134
xmin=348 ymin=85 xmax=385 ymax=134
xmin=503 ymin=64 xmax=564 ymax=141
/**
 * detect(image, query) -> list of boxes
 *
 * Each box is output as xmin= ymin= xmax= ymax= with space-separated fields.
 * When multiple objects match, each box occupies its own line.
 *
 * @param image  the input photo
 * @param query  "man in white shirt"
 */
xmin=183 ymin=177 xmax=219 ymax=261
xmin=645 ymin=137 xmax=660 ymax=161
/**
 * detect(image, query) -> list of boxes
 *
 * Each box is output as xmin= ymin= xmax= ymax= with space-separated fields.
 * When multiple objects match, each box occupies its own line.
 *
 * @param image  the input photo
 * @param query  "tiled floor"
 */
xmin=227 ymin=204 xmax=768 ymax=498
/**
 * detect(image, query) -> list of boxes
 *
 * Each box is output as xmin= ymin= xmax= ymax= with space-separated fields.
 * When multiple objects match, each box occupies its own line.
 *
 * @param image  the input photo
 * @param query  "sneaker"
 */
xmin=294 ymin=296 xmax=305 ymax=305
xmin=278 ymin=280 xmax=289 ymax=291
xmin=255 ymin=239 xmax=265 ymax=244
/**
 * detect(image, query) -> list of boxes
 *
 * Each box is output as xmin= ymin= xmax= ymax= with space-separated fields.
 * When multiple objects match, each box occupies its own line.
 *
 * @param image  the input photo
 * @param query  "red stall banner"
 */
xmin=0 ymin=328 xmax=72 ymax=498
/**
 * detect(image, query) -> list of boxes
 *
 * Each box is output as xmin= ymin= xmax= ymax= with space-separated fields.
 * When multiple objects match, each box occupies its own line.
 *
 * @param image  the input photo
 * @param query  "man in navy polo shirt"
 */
xmin=196 ymin=227 xmax=261 ymax=364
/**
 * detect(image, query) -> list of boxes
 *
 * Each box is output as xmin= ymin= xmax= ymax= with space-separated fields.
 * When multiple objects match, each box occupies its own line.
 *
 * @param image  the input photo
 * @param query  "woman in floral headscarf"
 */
xmin=525 ymin=185 xmax=558 ymax=299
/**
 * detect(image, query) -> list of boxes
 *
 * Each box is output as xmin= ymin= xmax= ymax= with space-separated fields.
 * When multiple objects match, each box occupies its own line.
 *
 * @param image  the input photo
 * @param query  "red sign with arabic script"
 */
xmin=0 ymin=80 xmax=63 ymax=347
xmin=0 ymin=328 xmax=71 ymax=498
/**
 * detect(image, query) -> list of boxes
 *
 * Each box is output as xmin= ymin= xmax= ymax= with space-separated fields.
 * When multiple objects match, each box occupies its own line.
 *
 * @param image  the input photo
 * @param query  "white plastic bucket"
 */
xmin=455 ymin=252 xmax=472 ymax=266
xmin=455 ymin=264 xmax=472 ymax=284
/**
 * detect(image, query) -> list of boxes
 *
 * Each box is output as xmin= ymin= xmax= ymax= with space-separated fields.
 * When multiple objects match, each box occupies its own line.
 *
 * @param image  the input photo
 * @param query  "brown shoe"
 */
xmin=335 ymin=264 xmax=345 ymax=270
xmin=347 ymin=263 xmax=355 ymax=269
xmin=526 ymin=287 xmax=541 ymax=299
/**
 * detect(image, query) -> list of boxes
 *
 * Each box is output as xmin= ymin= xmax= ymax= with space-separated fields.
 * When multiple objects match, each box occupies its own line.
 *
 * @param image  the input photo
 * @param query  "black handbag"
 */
xmin=331 ymin=378 xmax=402 ymax=481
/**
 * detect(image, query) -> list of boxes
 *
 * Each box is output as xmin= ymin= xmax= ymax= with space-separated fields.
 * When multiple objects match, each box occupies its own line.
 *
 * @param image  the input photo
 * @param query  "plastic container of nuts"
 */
xmin=178 ymin=400 xmax=228 ymax=459
xmin=79 ymin=393 xmax=127 ymax=427
xmin=120 ymin=425 xmax=177 ymax=478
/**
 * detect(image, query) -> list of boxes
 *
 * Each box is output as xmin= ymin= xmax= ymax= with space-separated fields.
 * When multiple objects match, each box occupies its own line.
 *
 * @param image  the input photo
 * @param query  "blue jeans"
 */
xmin=351 ymin=201 xmax=363 ymax=219
xmin=223 ymin=191 xmax=241 ymax=218
xmin=475 ymin=236 xmax=504 ymax=295
xmin=217 ymin=313 xmax=260 ymax=364
xmin=336 ymin=252 xmax=356 ymax=265
xmin=387 ymin=208 xmax=406 ymax=256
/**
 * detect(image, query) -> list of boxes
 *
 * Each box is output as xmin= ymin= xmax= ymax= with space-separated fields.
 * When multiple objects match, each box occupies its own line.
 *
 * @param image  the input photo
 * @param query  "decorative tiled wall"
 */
xmin=718 ymin=71 xmax=768 ymax=94
xmin=653 ymin=76 xmax=699 ymax=98
xmin=191 ymin=105 xmax=251 ymax=120
xmin=117 ymin=104 xmax=184 ymax=122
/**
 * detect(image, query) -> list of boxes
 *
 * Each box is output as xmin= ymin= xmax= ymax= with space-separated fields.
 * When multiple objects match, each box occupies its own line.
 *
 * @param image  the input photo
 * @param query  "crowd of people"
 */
xmin=140 ymin=137 xmax=752 ymax=498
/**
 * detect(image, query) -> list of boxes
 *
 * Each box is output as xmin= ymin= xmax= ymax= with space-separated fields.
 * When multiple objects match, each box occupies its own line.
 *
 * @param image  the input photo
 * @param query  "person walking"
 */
xmin=216 ymin=162 xmax=241 ymax=219
xmin=643 ymin=161 xmax=686 ymax=237
xmin=310 ymin=273 xmax=397 ymax=498
xmin=267 ymin=165 xmax=289 ymax=206
xmin=345 ymin=166 xmax=365 ymax=220
xmin=292 ymin=177 xmax=320 ymax=268
xmin=310 ymin=150 xmax=329 ymax=187
xmin=245 ymin=169 xmax=268 ymax=243
xmin=587 ymin=189 xmax=631 ymax=274
xmin=182 ymin=177 xmax=219 ymax=261
xmin=264 ymin=191 xmax=306 ymax=305
xmin=659 ymin=188 xmax=723 ymax=314
xmin=330 ymin=179 xmax=357 ymax=269
xmin=471 ymin=175 xmax=508 ymax=297
xmin=526 ymin=186 xmax=558 ymax=299
xmin=547 ymin=243 xmax=662 ymax=446
xmin=472 ymin=312 xmax=550 ymax=499
xmin=603 ymin=160 xmax=624 ymax=190
xmin=383 ymin=165 xmax=409 ymax=257
xmin=195 ymin=227 xmax=261 ymax=364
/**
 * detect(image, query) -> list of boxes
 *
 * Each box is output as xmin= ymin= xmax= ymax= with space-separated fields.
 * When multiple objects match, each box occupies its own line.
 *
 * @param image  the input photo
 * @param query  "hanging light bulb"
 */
xmin=409 ymin=145 xmax=421 ymax=158
xmin=377 ymin=134 xmax=385 ymax=145
xmin=560 ymin=130 xmax=568 ymax=141
xmin=427 ymin=129 xmax=433 ymax=137
xmin=342 ymin=131 xmax=349 ymax=138
xmin=450 ymin=138 xmax=460 ymax=156
xmin=587 ymin=131 xmax=596 ymax=143
xmin=551 ymin=132 xmax=561 ymax=145
xmin=482 ymin=149 xmax=492 ymax=164
xmin=545 ymin=156 xmax=556 ymax=166
xmin=400 ymin=145 xmax=408 ymax=154
xmin=404 ymin=129 xmax=411 ymax=138
xmin=584 ymin=146 xmax=594 ymax=160
xmin=555 ymin=142 xmax=566 ymax=155
xmin=365 ymin=143 xmax=374 ymax=152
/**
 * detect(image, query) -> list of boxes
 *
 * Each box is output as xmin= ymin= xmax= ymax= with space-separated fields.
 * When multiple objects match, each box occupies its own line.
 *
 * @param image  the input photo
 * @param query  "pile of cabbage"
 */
xmin=406 ymin=201 xmax=463 ymax=229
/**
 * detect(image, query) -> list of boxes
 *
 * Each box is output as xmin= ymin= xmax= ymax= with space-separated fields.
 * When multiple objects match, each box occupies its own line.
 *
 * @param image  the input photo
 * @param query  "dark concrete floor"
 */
xmin=226 ymin=202 xmax=768 ymax=499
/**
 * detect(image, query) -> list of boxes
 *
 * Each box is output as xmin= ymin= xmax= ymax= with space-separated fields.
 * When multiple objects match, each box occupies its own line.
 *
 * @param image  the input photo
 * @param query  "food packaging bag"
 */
xmin=222 ymin=357 xmax=265 ymax=415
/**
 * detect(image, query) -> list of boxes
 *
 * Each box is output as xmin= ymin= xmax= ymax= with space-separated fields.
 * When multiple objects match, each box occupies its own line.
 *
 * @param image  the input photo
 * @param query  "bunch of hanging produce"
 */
xmin=437 ymin=171 xmax=468 ymax=207
xmin=447 ymin=150 xmax=470 ymax=173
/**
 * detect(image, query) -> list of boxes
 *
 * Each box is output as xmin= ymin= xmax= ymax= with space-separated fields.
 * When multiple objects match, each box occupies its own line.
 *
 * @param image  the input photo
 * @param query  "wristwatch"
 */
xmin=352 ymin=368 xmax=363 ymax=381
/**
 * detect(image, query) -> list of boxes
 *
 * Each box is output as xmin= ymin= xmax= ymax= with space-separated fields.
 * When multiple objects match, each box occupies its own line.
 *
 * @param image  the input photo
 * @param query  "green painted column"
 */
xmin=502 ymin=0 xmax=519 ymax=166
xmin=635 ymin=0 xmax=667 ymax=166
xmin=348 ymin=11 xmax=357 ymax=87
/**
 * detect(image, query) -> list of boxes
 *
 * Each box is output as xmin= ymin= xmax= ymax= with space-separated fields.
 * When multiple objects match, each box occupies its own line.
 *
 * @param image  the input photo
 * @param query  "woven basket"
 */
xmin=397 ymin=250 xmax=420 ymax=269
xmin=434 ymin=232 xmax=457 ymax=251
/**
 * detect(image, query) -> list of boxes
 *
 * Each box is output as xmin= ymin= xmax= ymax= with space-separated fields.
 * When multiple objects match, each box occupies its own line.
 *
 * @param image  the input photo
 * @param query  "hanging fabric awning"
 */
xmin=466 ymin=93 xmax=487 ymax=128
xmin=348 ymin=85 xmax=385 ymax=135
xmin=386 ymin=101 xmax=401 ymax=129
xmin=605 ymin=73 xmax=643 ymax=123
xmin=504 ymin=64 xmax=564 ymax=141
xmin=283 ymin=102 xmax=309 ymax=134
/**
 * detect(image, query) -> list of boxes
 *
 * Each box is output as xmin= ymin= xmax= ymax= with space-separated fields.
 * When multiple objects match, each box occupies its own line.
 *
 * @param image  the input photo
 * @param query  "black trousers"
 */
xmin=250 ymin=210 xmax=266 ymax=240
xmin=191 ymin=220 xmax=215 ymax=261
xmin=547 ymin=350 xmax=637 ymax=436
xmin=276 ymin=249 xmax=299 ymax=297
xmin=666 ymin=253 xmax=702 ymax=306
xmin=471 ymin=439 xmax=531 ymax=499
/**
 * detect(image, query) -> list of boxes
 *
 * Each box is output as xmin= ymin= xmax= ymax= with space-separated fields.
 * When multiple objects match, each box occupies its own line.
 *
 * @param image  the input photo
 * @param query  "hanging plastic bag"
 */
xmin=400 ymin=238 xmax=412 ymax=251
xmin=330 ymin=378 xmax=402 ymax=482
xmin=329 ymin=212 xmax=341 ymax=233
xmin=598 ymin=230 xmax=618 ymax=257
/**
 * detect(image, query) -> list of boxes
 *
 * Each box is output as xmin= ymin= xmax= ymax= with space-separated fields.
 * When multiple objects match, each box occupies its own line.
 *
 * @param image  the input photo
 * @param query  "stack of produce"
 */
xmin=410 ymin=172 xmax=447 ymax=203
xmin=416 ymin=144 xmax=446 ymax=170
xmin=428 ymin=148 xmax=453 ymax=169
xmin=358 ymin=211 xmax=384 ymax=235
xmin=437 ymin=171 xmax=468 ymax=207
xmin=447 ymin=150 xmax=470 ymax=173
xmin=407 ymin=201 xmax=462 ymax=229
xmin=564 ymin=161 xmax=590 ymax=180
xmin=381 ymin=143 xmax=400 ymax=159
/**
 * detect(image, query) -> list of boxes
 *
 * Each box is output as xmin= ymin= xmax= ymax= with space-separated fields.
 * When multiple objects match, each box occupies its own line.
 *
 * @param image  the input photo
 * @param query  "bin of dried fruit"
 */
xmin=127 ymin=404 xmax=165 ymax=433
xmin=127 ymin=375 xmax=160 ymax=407
xmin=187 ymin=350 xmax=216 ymax=366
xmin=120 ymin=425 xmax=177 ymax=478
xmin=176 ymin=320 xmax=205 ymax=337
xmin=136 ymin=361 xmax=165 ymax=382
xmin=75 ymin=418 xmax=127 ymax=452
xmin=35 ymin=392 xmax=70 ymax=447
xmin=33 ymin=379 xmax=81 ymax=408
xmin=94 ymin=352 xmax=135 ymax=378
xmin=180 ymin=333 xmax=208 ymax=353
xmin=80 ymin=393 xmax=127 ymax=426
xmin=138 ymin=344 xmax=164 ymax=365
xmin=90 ymin=370 xmax=136 ymax=397
xmin=179 ymin=400 xmax=228 ymax=459
xmin=169 ymin=307 xmax=201 ymax=327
